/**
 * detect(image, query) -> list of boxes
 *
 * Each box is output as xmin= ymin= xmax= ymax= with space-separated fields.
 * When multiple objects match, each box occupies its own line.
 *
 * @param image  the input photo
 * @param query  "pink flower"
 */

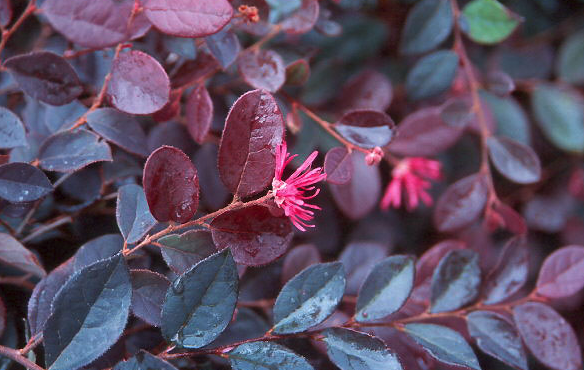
xmin=272 ymin=141 xmax=327 ymax=231
xmin=380 ymin=157 xmax=442 ymax=211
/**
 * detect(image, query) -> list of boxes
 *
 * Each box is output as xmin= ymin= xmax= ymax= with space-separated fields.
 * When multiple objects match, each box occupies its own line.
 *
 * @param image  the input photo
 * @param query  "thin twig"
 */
xmin=0 ymin=344 xmax=44 ymax=370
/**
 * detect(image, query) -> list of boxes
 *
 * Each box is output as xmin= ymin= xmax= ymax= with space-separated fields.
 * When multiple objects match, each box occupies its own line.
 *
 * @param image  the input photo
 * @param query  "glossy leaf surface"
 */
xmin=159 ymin=230 xmax=216 ymax=275
xmin=39 ymin=129 xmax=112 ymax=172
xmin=0 ymin=162 xmax=52 ymax=203
xmin=86 ymin=108 xmax=149 ymax=157
xmin=487 ymin=136 xmax=541 ymax=184
xmin=483 ymin=236 xmax=529 ymax=304
xmin=113 ymin=350 xmax=178 ymax=370
xmin=335 ymin=110 xmax=395 ymax=149
xmin=0 ymin=107 xmax=26 ymax=149
xmin=238 ymin=49 xmax=286 ymax=92
xmin=228 ymin=342 xmax=314 ymax=370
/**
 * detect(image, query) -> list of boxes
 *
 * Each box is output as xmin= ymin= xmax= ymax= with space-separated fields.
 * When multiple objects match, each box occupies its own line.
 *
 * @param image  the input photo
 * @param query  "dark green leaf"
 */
xmin=322 ymin=328 xmax=403 ymax=370
xmin=531 ymin=84 xmax=584 ymax=153
xmin=467 ymin=311 xmax=528 ymax=370
xmin=487 ymin=136 xmax=541 ymax=184
xmin=39 ymin=129 xmax=112 ymax=172
xmin=113 ymin=350 xmax=178 ymax=370
xmin=400 ymin=0 xmax=453 ymax=55
xmin=44 ymin=255 xmax=132 ymax=370
xmin=481 ymin=91 xmax=531 ymax=145
xmin=461 ymin=0 xmax=521 ymax=44
xmin=272 ymin=262 xmax=345 ymax=334
xmin=355 ymin=255 xmax=414 ymax=322
xmin=116 ymin=184 xmax=157 ymax=244
xmin=161 ymin=249 xmax=238 ymax=348
xmin=0 ymin=107 xmax=26 ymax=149
xmin=557 ymin=29 xmax=584 ymax=85
xmin=430 ymin=249 xmax=480 ymax=313
xmin=228 ymin=341 xmax=314 ymax=370
xmin=404 ymin=323 xmax=481 ymax=370
xmin=406 ymin=50 xmax=459 ymax=101
xmin=159 ymin=230 xmax=216 ymax=275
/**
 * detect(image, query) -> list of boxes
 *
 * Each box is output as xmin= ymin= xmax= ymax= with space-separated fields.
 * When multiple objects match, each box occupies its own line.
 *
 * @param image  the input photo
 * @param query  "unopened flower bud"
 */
xmin=365 ymin=147 xmax=384 ymax=166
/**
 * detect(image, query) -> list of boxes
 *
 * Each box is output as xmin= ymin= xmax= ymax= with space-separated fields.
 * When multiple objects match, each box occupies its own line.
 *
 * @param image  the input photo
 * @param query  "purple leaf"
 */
xmin=143 ymin=146 xmax=199 ymax=223
xmin=483 ymin=236 xmax=528 ymax=304
xmin=108 ymin=50 xmax=170 ymax=115
xmin=116 ymin=184 xmax=158 ymax=244
xmin=280 ymin=0 xmax=319 ymax=35
xmin=5 ymin=51 xmax=82 ymax=106
xmin=218 ymin=89 xmax=284 ymax=198
xmin=211 ymin=205 xmax=293 ymax=266
xmin=0 ymin=107 xmax=26 ymax=149
xmin=339 ymin=241 xmax=388 ymax=295
xmin=324 ymin=147 xmax=353 ymax=185
xmin=158 ymin=230 xmax=216 ymax=274
xmin=0 ymin=233 xmax=46 ymax=277
xmin=514 ymin=302 xmax=582 ymax=370
xmin=338 ymin=69 xmax=393 ymax=113
xmin=487 ymin=136 xmax=541 ymax=184
xmin=206 ymin=28 xmax=241 ymax=70
xmin=86 ymin=108 xmax=149 ymax=157
xmin=0 ymin=162 xmax=52 ymax=203
xmin=335 ymin=110 xmax=395 ymax=149
xmin=281 ymin=244 xmax=321 ymax=284
xmin=285 ymin=59 xmax=311 ymax=86
xmin=0 ymin=0 xmax=11 ymax=27
xmin=536 ymin=245 xmax=584 ymax=298
xmin=185 ymin=85 xmax=213 ymax=144
xmin=143 ymin=0 xmax=233 ymax=37
xmin=238 ymin=50 xmax=286 ymax=93
xmin=130 ymin=269 xmax=170 ymax=327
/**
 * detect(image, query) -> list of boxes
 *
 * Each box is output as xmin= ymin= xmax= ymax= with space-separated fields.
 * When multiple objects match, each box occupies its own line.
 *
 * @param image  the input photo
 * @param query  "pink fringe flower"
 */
xmin=272 ymin=142 xmax=327 ymax=231
xmin=380 ymin=157 xmax=442 ymax=211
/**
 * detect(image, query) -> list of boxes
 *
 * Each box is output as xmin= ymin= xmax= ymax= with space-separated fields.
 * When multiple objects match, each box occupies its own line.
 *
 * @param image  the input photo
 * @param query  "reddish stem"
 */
xmin=0 ymin=344 xmax=44 ymax=370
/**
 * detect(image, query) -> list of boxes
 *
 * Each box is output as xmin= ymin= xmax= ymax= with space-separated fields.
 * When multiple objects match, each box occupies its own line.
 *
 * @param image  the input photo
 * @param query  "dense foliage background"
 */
xmin=0 ymin=0 xmax=583 ymax=369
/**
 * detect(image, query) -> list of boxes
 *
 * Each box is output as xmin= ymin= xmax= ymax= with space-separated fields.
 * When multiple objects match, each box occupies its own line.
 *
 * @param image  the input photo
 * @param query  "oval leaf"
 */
xmin=0 ymin=163 xmax=52 ymax=203
xmin=5 ymin=51 xmax=82 ymax=106
xmin=185 ymin=85 xmax=213 ymax=144
xmin=108 ymin=50 xmax=170 ymax=115
xmin=144 ymin=0 xmax=233 ymax=38
xmin=0 ymin=233 xmax=46 ymax=278
xmin=73 ymin=234 xmax=124 ymax=271
xmin=44 ymin=255 xmax=131 ymax=370
xmin=430 ymin=249 xmax=481 ymax=313
xmin=322 ymin=328 xmax=403 ymax=370
xmin=487 ymin=136 xmax=541 ymax=184
xmin=483 ymin=236 xmax=529 ymax=304
xmin=218 ymin=89 xmax=284 ymax=198
xmin=404 ymin=323 xmax=481 ymax=370
xmin=355 ymin=255 xmax=415 ymax=322
xmin=467 ymin=311 xmax=527 ymax=370
xmin=86 ymin=108 xmax=149 ymax=157
xmin=338 ymin=69 xmax=393 ymax=113
xmin=557 ymin=29 xmax=584 ymax=85
xmin=116 ymin=184 xmax=158 ymax=244
xmin=228 ymin=342 xmax=314 ymax=370
xmin=514 ymin=302 xmax=582 ymax=370
xmin=113 ymin=350 xmax=178 ymax=370
xmin=143 ymin=146 xmax=199 ymax=223
xmin=0 ymin=107 xmax=26 ymax=148
xmin=335 ymin=110 xmax=395 ymax=149
xmin=434 ymin=173 xmax=489 ymax=232
xmin=280 ymin=0 xmax=319 ymax=35
xmin=272 ymin=262 xmax=346 ymax=334
xmin=206 ymin=29 xmax=241 ymax=70
xmin=158 ymin=230 xmax=216 ymax=275
xmin=39 ymin=129 xmax=112 ymax=172
xmin=536 ymin=245 xmax=584 ymax=298
xmin=281 ymin=244 xmax=321 ymax=284
xmin=130 ymin=270 xmax=170 ymax=327
xmin=161 ymin=249 xmax=238 ymax=348
xmin=400 ymin=0 xmax=454 ymax=55
xmin=324 ymin=147 xmax=353 ymax=185
xmin=462 ymin=0 xmax=521 ymax=44
xmin=238 ymin=49 xmax=286 ymax=93
xmin=406 ymin=50 xmax=459 ymax=101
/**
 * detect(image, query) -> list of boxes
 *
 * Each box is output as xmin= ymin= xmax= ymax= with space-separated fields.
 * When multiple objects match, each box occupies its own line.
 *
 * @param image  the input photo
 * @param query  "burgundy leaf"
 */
xmin=206 ymin=29 xmax=241 ymax=70
xmin=487 ymin=136 xmax=541 ymax=184
xmin=388 ymin=107 xmax=464 ymax=157
xmin=514 ymin=302 xmax=582 ymax=370
xmin=218 ymin=89 xmax=284 ymax=198
xmin=143 ymin=146 xmax=199 ymax=223
xmin=338 ymin=70 xmax=393 ymax=113
xmin=0 ymin=233 xmax=46 ymax=277
xmin=524 ymin=192 xmax=572 ymax=233
xmin=130 ymin=270 xmax=170 ymax=327
xmin=152 ymin=89 xmax=182 ymax=123
xmin=440 ymin=98 xmax=475 ymax=128
xmin=339 ymin=241 xmax=388 ymax=295
xmin=0 ymin=0 xmax=11 ymax=28
xmin=238 ymin=49 xmax=286 ymax=93
xmin=5 ymin=51 xmax=82 ymax=106
xmin=489 ymin=201 xmax=527 ymax=235
xmin=536 ymin=245 xmax=584 ymax=298
xmin=42 ymin=0 xmax=150 ymax=48
xmin=434 ymin=173 xmax=489 ymax=232
xmin=108 ymin=50 xmax=170 ymax=115
xmin=335 ymin=110 xmax=395 ymax=149
xmin=158 ymin=230 xmax=216 ymax=274
xmin=186 ymin=85 xmax=213 ymax=144
xmin=86 ymin=108 xmax=149 ymax=157
xmin=415 ymin=240 xmax=466 ymax=286
xmin=143 ymin=0 xmax=233 ymax=37
xmin=285 ymin=59 xmax=311 ymax=86
xmin=210 ymin=205 xmax=293 ymax=266
xmin=194 ymin=143 xmax=230 ymax=210
xmin=281 ymin=244 xmax=321 ymax=284
xmin=281 ymin=0 xmax=319 ymax=35
xmin=330 ymin=151 xmax=381 ymax=220
xmin=147 ymin=121 xmax=196 ymax=155
xmin=170 ymin=52 xmax=219 ymax=89
xmin=324 ymin=147 xmax=353 ymax=185
xmin=0 ymin=163 xmax=53 ymax=203
xmin=483 ymin=236 xmax=529 ymax=304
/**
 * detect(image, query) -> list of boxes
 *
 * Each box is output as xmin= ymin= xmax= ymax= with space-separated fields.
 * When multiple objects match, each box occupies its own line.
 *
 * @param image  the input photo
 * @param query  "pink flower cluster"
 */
xmin=381 ymin=157 xmax=442 ymax=211
xmin=272 ymin=142 xmax=327 ymax=231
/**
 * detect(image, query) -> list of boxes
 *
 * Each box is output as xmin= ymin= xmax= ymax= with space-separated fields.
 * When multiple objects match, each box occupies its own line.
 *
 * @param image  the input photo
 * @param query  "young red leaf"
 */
xmin=143 ymin=0 xmax=233 ymax=38
xmin=218 ymin=89 xmax=284 ymax=198
xmin=536 ymin=245 xmax=584 ymax=298
xmin=108 ymin=50 xmax=170 ymax=115
xmin=335 ymin=110 xmax=395 ymax=149
xmin=210 ymin=205 xmax=293 ymax=266
xmin=324 ymin=147 xmax=353 ymax=185
xmin=143 ymin=146 xmax=199 ymax=223
xmin=186 ymin=85 xmax=213 ymax=144
xmin=238 ymin=50 xmax=286 ymax=93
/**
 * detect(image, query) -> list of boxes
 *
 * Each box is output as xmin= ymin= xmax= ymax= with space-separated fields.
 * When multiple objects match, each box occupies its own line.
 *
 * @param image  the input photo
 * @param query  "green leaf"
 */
xmin=400 ymin=0 xmax=454 ymax=55
xmin=557 ymin=29 xmax=584 ymax=85
xmin=44 ymin=254 xmax=132 ymax=370
xmin=116 ymin=184 xmax=157 ymax=244
xmin=404 ymin=323 xmax=481 ymax=370
xmin=272 ymin=262 xmax=346 ymax=334
xmin=462 ymin=0 xmax=521 ymax=44
xmin=467 ymin=311 xmax=528 ymax=370
xmin=228 ymin=342 xmax=314 ymax=370
xmin=161 ymin=249 xmax=238 ymax=348
xmin=531 ymin=83 xmax=584 ymax=153
xmin=322 ymin=328 xmax=403 ymax=370
xmin=355 ymin=255 xmax=414 ymax=322
xmin=430 ymin=250 xmax=480 ymax=313
xmin=113 ymin=350 xmax=178 ymax=370
xmin=406 ymin=50 xmax=458 ymax=101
